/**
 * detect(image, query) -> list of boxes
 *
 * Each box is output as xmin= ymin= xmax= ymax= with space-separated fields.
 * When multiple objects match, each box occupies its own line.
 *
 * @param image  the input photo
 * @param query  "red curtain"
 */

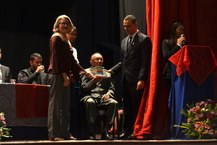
xmin=134 ymin=0 xmax=217 ymax=139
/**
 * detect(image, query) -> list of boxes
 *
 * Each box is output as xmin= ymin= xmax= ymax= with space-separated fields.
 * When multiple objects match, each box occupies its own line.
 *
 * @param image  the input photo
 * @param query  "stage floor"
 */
xmin=1 ymin=139 xmax=217 ymax=145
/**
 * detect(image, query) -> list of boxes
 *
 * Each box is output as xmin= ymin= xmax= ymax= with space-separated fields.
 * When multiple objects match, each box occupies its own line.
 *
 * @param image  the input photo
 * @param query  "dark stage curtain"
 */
xmin=119 ymin=0 xmax=147 ymax=40
xmin=134 ymin=0 xmax=217 ymax=139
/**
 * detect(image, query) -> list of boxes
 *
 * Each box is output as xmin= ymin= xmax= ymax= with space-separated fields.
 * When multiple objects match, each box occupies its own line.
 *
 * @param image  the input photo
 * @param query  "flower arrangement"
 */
xmin=175 ymin=99 xmax=217 ymax=139
xmin=0 ymin=112 xmax=11 ymax=140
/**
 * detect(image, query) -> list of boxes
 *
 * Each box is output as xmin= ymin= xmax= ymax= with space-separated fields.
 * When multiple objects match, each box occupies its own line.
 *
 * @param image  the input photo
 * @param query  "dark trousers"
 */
xmin=47 ymin=73 xmax=71 ymax=138
xmin=83 ymin=97 xmax=118 ymax=132
xmin=122 ymin=78 xmax=143 ymax=135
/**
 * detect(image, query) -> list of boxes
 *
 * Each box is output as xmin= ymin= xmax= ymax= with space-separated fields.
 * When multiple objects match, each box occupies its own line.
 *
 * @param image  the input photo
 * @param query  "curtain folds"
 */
xmin=134 ymin=0 xmax=217 ymax=139
xmin=134 ymin=0 xmax=170 ymax=139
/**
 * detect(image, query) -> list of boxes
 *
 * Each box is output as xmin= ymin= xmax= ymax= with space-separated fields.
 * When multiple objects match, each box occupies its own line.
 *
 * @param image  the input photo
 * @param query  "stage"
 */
xmin=1 ymin=139 xmax=217 ymax=145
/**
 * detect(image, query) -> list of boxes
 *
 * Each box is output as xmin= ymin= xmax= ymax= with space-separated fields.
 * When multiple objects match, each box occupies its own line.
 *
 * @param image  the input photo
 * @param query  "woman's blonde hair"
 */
xmin=52 ymin=14 xmax=74 ymax=33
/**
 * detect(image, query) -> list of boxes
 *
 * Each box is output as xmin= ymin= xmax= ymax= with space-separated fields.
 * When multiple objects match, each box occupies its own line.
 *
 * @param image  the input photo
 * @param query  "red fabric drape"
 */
xmin=134 ymin=0 xmax=170 ymax=139
xmin=169 ymin=45 xmax=217 ymax=85
xmin=134 ymin=0 xmax=217 ymax=139
xmin=16 ymin=84 xmax=49 ymax=118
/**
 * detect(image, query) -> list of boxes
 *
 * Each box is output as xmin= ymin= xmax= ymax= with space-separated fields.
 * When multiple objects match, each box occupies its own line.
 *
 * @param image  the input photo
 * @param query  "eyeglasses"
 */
xmin=59 ymin=22 xmax=70 ymax=26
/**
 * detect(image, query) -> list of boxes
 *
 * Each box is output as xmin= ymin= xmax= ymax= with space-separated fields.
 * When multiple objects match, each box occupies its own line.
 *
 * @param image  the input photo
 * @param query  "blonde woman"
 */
xmin=47 ymin=14 xmax=87 ymax=141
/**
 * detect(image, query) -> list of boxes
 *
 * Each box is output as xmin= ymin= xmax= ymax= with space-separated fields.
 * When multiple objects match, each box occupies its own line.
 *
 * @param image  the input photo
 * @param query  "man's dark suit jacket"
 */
xmin=111 ymin=32 xmax=152 ymax=84
xmin=17 ymin=68 xmax=48 ymax=84
xmin=0 ymin=64 xmax=12 ymax=83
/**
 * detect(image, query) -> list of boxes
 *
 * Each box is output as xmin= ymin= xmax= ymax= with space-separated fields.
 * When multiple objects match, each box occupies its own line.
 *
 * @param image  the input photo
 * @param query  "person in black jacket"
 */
xmin=162 ymin=21 xmax=186 ymax=90
xmin=109 ymin=15 xmax=152 ymax=139
xmin=17 ymin=53 xmax=47 ymax=84
xmin=0 ymin=48 xmax=12 ymax=83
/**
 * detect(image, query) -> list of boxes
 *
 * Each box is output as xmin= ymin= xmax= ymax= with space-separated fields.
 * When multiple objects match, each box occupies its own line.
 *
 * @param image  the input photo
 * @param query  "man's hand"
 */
xmin=136 ymin=80 xmax=145 ymax=90
xmin=63 ymin=78 xmax=70 ymax=87
xmin=105 ymin=69 xmax=113 ymax=74
xmin=35 ymin=65 xmax=44 ymax=73
xmin=62 ymin=73 xmax=70 ymax=87
xmin=101 ymin=93 xmax=110 ymax=102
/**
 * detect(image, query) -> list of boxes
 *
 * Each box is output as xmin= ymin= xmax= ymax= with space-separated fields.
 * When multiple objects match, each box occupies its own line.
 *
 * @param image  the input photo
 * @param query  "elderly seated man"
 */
xmin=80 ymin=52 xmax=118 ymax=140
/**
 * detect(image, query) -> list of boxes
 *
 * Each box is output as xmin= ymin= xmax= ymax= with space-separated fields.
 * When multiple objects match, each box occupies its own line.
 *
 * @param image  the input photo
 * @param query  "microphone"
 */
xmin=181 ymin=34 xmax=187 ymax=46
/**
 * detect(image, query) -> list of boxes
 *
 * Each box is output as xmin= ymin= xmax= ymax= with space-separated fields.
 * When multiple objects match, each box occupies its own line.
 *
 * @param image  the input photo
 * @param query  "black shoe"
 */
xmin=119 ymin=134 xmax=128 ymax=139
xmin=101 ymin=131 xmax=112 ymax=140
xmin=119 ymin=132 xmax=125 ymax=138
xmin=65 ymin=135 xmax=77 ymax=140
xmin=120 ymin=132 xmax=133 ymax=140
xmin=89 ymin=135 xmax=96 ymax=140
xmin=127 ymin=134 xmax=136 ymax=139
xmin=49 ymin=137 xmax=64 ymax=141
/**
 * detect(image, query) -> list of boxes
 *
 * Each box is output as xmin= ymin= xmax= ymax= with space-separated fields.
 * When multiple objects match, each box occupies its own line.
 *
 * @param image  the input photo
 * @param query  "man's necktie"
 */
xmin=127 ymin=36 xmax=133 ymax=52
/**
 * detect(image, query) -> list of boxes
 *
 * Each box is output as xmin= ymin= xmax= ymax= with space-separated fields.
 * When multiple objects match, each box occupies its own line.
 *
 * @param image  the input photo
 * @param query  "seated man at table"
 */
xmin=17 ymin=53 xmax=47 ymax=84
xmin=0 ymin=48 xmax=12 ymax=83
xmin=80 ymin=52 xmax=118 ymax=140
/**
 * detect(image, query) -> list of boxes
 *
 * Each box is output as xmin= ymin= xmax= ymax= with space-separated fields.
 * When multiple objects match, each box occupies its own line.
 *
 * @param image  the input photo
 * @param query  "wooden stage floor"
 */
xmin=1 ymin=139 xmax=217 ymax=145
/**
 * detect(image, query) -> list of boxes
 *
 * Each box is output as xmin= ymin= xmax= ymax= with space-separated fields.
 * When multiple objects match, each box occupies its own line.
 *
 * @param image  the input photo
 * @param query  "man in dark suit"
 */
xmin=17 ymin=53 xmax=47 ymax=84
xmin=80 ymin=52 xmax=118 ymax=140
xmin=0 ymin=48 xmax=12 ymax=83
xmin=110 ymin=15 xmax=152 ymax=139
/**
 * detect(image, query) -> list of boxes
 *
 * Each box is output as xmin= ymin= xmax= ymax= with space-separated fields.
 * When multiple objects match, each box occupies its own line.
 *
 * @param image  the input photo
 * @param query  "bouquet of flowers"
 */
xmin=175 ymin=99 xmax=217 ymax=139
xmin=0 ymin=112 xmax=11 ymax=140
